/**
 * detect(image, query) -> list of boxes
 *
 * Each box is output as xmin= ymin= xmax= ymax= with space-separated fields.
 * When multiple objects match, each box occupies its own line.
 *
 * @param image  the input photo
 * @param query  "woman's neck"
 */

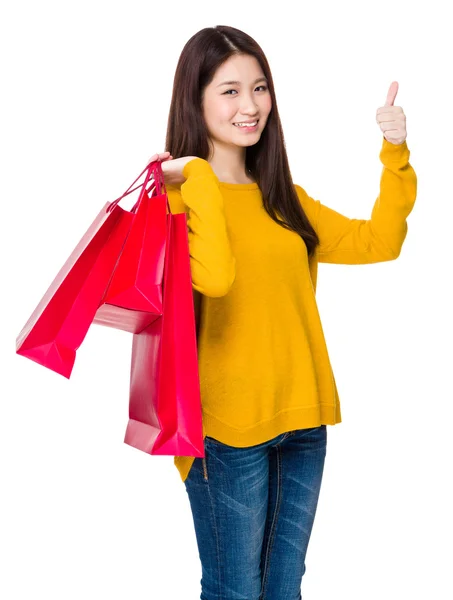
xmin=208 ymin=146 xmax=253 ymax=184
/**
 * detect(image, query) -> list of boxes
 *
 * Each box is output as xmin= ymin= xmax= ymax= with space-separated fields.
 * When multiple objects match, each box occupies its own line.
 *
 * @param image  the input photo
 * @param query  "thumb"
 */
xmin=385 ymin=81 xmax=399 ymax=106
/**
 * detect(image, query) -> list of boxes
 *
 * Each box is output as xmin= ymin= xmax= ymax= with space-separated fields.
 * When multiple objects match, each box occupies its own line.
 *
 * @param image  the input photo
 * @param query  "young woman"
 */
xmin=148 ymin=25 xmax=417 ymax=600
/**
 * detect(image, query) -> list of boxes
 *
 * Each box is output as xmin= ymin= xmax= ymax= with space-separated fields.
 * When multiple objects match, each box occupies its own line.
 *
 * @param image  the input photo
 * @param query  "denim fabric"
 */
xmin=184 ymin=425 xmax=328 ymax=600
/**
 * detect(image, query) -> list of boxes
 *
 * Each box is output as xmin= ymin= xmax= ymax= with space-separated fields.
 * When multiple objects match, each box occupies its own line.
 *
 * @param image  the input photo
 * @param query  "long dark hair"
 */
xmin=165 ymin=25 xmax=320 ymax=257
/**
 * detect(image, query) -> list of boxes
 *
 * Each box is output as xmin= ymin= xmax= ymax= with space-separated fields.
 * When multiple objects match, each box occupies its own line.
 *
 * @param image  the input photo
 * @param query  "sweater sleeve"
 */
xmin=165 ymin=157 xmax=236 ymax=297
xmin=294 ymin=137 xmax=418 ymax=264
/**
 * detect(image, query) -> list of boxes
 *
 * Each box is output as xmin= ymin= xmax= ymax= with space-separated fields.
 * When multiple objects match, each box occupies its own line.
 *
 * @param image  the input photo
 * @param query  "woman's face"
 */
xmin=202 ymin=54 xmax=272 ymax=152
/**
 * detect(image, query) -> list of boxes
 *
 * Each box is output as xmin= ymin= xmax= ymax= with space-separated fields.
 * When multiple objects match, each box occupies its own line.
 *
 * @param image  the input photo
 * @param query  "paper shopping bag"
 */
xmin=123 ymin=210 xmax=204 ymax=457
xmin=15 ymin=203 xmax=134 ymax=378
xmin=15 ymin=161 xmax=161 ymax=378
xmin=93 ymin=161 xmax=169 ymax=334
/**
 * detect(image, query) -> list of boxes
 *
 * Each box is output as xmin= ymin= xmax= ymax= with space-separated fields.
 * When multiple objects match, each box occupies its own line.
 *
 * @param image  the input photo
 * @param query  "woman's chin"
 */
xmin=232 ymin=133 xmax=261 ymax=146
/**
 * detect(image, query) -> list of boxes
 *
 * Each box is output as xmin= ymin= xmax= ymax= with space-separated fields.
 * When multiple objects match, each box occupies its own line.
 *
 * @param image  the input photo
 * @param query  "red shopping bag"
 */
xmin=15 ymin=161 xmax=162 ymax=378
xmin=123 ymin=209 xmax=204 ymax=457
xmin=93 ymin=161 xmax=169 ymax=334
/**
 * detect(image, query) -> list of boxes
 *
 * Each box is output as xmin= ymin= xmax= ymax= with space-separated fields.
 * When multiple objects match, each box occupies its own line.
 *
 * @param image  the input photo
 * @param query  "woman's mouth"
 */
xmin=233 ymin=120 xmax=259 ymax=132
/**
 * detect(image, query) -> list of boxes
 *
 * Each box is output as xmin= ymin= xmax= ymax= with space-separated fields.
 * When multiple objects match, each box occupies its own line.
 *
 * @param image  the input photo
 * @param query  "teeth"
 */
xmin=234 ymin=121 xmax=257 ymax=127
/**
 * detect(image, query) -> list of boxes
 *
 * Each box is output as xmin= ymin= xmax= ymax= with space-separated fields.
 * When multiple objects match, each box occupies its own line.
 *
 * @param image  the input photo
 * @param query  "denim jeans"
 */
xmin=184 ymin=425 xmax=328 ymax=600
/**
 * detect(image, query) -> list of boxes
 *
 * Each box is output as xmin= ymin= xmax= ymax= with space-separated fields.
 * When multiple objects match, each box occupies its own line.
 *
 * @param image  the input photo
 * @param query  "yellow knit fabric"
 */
xmin=165 ymin=137 xmax=417 ymax=482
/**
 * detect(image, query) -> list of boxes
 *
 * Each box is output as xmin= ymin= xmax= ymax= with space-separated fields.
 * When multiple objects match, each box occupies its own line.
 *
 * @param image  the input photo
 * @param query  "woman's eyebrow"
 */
xmin=216 ymin=76 xmax=268 ymax=87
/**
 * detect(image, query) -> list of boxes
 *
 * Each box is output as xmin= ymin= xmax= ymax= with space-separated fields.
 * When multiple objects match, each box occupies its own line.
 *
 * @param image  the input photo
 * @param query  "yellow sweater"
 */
xmin=166 ymin=137 xmax=417 ymax=482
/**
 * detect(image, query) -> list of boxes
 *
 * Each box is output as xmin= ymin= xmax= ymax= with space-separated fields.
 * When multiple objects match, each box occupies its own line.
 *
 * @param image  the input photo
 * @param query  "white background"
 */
xmin=2 ymin=1 xmax=452 ymax=598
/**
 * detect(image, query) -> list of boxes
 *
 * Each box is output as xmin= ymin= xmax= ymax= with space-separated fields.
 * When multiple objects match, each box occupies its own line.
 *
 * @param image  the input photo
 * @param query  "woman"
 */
xmin=149 ymin=25 xmax=417 ymax=600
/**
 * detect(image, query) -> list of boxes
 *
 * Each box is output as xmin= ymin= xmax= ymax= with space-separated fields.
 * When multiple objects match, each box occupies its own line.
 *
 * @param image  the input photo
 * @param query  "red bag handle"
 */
xmin=108 ymin=160 xmax=171 ymax=214
xmin=122 ymin=160 xmax=168 ymax=200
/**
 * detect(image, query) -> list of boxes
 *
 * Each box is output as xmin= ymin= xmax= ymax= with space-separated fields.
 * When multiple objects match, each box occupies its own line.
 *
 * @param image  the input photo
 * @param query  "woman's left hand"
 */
xmin=376 ymin=81 xmax=407 ymax=145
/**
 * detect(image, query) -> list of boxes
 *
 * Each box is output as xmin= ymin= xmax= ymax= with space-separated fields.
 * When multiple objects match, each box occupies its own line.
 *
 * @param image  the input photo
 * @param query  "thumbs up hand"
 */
xmin=376 ymin=81 xmax=407 ymax=145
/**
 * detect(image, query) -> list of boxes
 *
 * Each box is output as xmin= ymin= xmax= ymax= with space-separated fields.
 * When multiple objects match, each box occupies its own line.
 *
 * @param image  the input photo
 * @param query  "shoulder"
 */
xmin=293 ymin=182 xmax=311 ymax=207
xmin=293 ymin=182 xmax=310 ymax=199
xmin=293 ymin=183 xmax=320 ymax=225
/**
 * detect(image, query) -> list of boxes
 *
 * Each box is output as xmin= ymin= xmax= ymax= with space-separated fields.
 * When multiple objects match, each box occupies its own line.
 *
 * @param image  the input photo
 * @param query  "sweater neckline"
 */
xmin=218 ymin=181 xmax=259 ymax=190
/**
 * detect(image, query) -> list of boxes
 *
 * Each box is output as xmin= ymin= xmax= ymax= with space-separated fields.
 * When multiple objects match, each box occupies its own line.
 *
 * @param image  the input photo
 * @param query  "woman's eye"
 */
xmin=223 ymin=86 xmax=268 ymax=95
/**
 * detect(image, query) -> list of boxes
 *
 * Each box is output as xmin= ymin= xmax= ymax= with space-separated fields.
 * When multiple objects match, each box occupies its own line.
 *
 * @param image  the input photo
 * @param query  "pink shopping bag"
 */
xmin=15 ymin=161 xmax=164 ymax=378
xmin=123 ymin=207 xmax=204 ymax=457
xmin=93 ymin=160 xmax=169 ymax=334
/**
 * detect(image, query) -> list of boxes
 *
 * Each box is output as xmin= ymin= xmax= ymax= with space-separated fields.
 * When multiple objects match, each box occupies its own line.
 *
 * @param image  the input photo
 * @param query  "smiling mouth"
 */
xmin=233 ymin=120 xmax=259 ymax=128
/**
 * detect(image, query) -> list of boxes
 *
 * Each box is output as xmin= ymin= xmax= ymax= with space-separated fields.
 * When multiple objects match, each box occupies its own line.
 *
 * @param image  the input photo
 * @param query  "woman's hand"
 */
xmin=376 ymin=81 xmax=407 ymax=145
xmin=146 ymin=151 xmax=174 ymax=167
xmin=147 ymin=152 xmax=200 ymax=186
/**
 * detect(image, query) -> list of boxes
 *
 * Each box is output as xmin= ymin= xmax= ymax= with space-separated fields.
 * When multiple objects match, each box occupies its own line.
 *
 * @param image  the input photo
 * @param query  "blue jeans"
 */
xmin=184 ymin=425 xmax=328 ymax=600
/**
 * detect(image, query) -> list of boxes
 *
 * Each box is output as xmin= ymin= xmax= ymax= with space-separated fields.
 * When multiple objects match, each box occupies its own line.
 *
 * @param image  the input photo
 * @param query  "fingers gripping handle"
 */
xmin=108 ymin=159 xmax=170 ymax=213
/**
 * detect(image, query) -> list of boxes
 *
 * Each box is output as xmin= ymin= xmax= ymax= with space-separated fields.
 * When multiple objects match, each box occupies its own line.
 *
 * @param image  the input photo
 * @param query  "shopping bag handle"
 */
xmin=122 ymin=159 xmax=167 ymax=200
xmin=108 ymin=160 xmax=171 ymax=214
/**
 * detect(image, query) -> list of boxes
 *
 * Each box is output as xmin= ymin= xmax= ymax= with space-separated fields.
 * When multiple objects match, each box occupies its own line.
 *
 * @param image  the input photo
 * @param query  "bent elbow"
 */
xmin=380 ymin=223 xmax=408 ymax=261
xmin=208 ymin=269 xmax=236 ymax=297
xmin=196 ymin=260 xmax=236 ymax=298
xmin=389 ymin=244 xmax=403 ymax=261
xmin=205 ymin=282 xmax=232 ymax=297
